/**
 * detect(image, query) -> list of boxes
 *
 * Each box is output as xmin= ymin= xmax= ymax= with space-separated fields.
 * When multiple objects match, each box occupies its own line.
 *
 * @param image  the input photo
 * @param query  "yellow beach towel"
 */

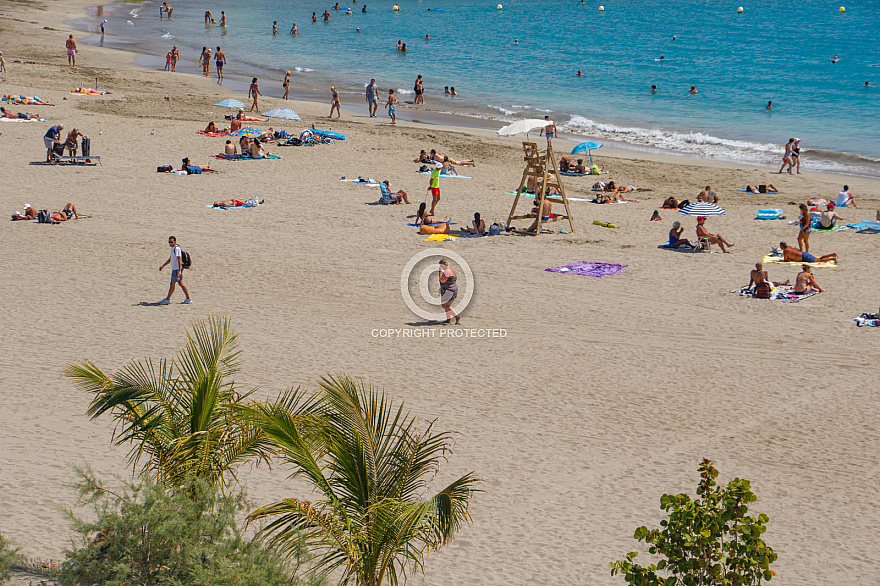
xmin=762 ymin=254 xmax=837 ymax=268
xmin=424 ymin=234 xmax=457 ymax=242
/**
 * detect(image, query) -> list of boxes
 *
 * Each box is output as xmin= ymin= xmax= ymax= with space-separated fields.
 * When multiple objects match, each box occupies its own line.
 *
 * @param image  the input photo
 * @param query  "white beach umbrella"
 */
xmin=497 ymin=118 xmax=553 ymax=136
xmin=678 ymin=202 xmax=726 ymax=216
xmin=261 ymin=108 xmax=301 ymax=131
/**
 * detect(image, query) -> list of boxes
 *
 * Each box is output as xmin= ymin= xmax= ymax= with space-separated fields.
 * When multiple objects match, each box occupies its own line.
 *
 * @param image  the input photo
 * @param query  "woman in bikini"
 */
xmin=283 ymin=71 xmax=290 ymax=100
xmin=248 ymin=78 xmax=262 ymax=112
xmin=779 ymin=138 xmax=794 ymax=174
xmin=797 ymin=203 xmax=811 ymax=252
xmin=415 ymin=202 xmax=450 ymax=226
xmin=329 ymin=86 xmax=341 ymax=119
xmin=467 ymin=212 xmax=487 ymax=235
xmin=223 ymin=140 xmax=237 ymax=157
xmin=48 ymin=203 xmax=80 ymax=222
xmin=438 ymin=258 xmax=460 ymax=324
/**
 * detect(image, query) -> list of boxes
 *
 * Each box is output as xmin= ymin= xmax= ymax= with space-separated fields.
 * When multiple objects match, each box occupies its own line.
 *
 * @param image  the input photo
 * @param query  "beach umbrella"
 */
xmin=232 ymin=126 xmax=262 ymax=137
xmin=678 ymin=202 xmax=726 ymax=216
xmin=215 ymin=99 xmax=245 ymax=109
xmin=497 ymin=118 xmax=552 ymax=136
xmin=571 ymin=141 xmax=603 ymax=165
xmin=261 ymin=108 xmax=300 ymax=131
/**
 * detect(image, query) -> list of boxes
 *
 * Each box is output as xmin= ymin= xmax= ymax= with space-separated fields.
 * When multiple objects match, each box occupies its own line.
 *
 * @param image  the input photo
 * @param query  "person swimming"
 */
xmin=651 ymin=85 xmax=657 ymax=93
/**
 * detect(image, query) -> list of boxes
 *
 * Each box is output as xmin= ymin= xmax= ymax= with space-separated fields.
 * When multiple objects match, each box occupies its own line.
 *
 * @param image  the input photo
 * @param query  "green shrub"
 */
xmin=611 ymin=459 xmax=777 ymax=586
xmin=58 ymin=467 xmax=321 ymax=586
xmin=0 ymin=530 xmax=24 ymax=584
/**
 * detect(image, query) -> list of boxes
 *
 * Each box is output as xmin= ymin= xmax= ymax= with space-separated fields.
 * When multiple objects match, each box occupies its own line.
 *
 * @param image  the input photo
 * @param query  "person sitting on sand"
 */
xmin=698 ymin=186 xmax=718 ymax=204
xmin=441 ymin=156 xmax=457 ymax=175
xmin=382 ymin=180 xmax=411 ymax=204
xmin=793 ymin=265 xmax=825 ymax=294
xmin=239 ymin=136 xmax=250 ymax=153
xmin=222 ymin=140 xmax=237 ymax=157
xmin=64 ymin=127 xmax=86 ymax=157
xmin=696 ymin=216 xmax=734 ymax=253
xmin=819 ymin=202 xmax=845 ymax=229
xmin=48 ymin=203 xmax=81 ymax=222
xmin=415 ymin=202 xmax=450 ymax=226
xmin=414 ymin=150 xmax=434 ymax=164
xmin=559 ymin=156 xmax=572 ymax=172
xmin=661 ymin=197 xmax=679 ymax=209
xmin=745 ymin=183 xmax=778 ymax=193
xmin=779 ymin=241 xmax=837 ymax=264
xmin=248 ymin=139 xmax=266 ymax=159
xmin=230 ymin=116 xmax=242 ymax=132
xmin=0 ymin=107 xmax=40 ymax=120
xmin=466 ymin=212 xmax=487 ymax=235
xmin=667 ymin=221 xmax=692 ymax=248
xmin=573 ymin=159 xmax=588 ymax=174
xmin=523 ymin=198 xmax=553 ymax=232
xmin=749 ymin=262 xmax=789 ymax=289
xmin=603 ymin=181 xmax=617 ymax=192
xmin=836 ymin=185 xmax=858 ymax=208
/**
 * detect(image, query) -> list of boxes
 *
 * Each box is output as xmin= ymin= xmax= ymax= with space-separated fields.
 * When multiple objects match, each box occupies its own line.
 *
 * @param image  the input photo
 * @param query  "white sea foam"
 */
xmin=160 ymin=32 xmax=173 ymax=39
xmin=127 ymin=20 xmax=134 ymax=25
xmin=396 ymin=88 xmax=414 ymax=95
xmin=488 ymin=105 xmax=516 ymax=116
xmin=293 ymin=67 xmax=314 ymax=72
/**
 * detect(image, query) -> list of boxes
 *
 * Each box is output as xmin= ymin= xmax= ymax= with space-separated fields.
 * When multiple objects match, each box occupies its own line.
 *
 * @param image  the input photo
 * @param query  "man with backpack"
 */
xmin=159 ymin=236 xmax=192 ymax=304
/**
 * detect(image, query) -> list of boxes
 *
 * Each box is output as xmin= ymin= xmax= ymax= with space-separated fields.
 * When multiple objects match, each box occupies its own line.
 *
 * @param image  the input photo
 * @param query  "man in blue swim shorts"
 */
xmin=385 ymin=88 xmax=397 ymax=124
xmin=779 ymin=241 xmax=838 ymax=265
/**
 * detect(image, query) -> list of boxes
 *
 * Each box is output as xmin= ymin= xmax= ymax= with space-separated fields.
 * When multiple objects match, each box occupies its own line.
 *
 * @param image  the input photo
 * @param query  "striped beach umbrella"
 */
xmin=215 ymin=98 xmax=245 ymax=109
xmin=261 ymin=108 xmax=300 ymax=131
xmin=232 ymin=127 xmax=262 ymax=137
xmin=678 ymin=202 xmax=726 ymax=216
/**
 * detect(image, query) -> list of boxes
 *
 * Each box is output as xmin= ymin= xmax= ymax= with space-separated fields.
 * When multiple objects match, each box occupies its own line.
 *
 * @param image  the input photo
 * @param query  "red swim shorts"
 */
xmin=430 ymin=187 xmax=440 ymax=197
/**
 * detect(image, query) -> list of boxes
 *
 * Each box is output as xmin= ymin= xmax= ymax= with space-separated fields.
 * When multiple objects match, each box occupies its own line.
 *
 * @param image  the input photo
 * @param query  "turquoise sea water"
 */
xmin=85 ymin=0 xmax=880 ymax=176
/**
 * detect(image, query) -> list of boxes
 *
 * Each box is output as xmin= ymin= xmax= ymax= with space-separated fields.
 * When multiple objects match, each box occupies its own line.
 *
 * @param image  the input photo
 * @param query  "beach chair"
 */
xmin=378 ymin=183 xmax=401 ymax=205
xmin=690 ymin=228 xmax=712 ymax=253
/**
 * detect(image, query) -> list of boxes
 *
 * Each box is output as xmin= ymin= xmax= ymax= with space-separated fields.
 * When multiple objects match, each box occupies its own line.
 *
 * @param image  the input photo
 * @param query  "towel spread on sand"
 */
xmin=407 ymin=222 xmax=458 ymax=227
xmin=198 ymin=130 xmax=232 ymax=137
xmin=341 ymin=178 xmax=381 ymax=186
xmin=213 ymin=154 xmax=281 ymax=160
xmin=545 ymin=261 xmax=627 ymax=277
xmin=0 ymin=117 xmax=44 ymax=122
xmin=424 ymin=234 xmax=457 ymax=241
xmin=730 ymin=285 xmax=820 ymax=302
xmin=418 ymin=172 xmax=472 ymax=179
xmin=762 ymin=254 xmax=837 ymax=268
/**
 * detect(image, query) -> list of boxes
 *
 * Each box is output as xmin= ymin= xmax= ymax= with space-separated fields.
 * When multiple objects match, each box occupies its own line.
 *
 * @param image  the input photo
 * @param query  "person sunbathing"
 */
xmin=213 ymin=198 xmax=264 ymax=207
xmin=793 ymin=265 xmax=825 ymax=294
xmin=4 ymin=95 xmax=54 ymax=105
xmin=661 ymin=197 xmax=679 ymax=209
xmin=430 ymin=149 xmax=474 ymax=166
xmin=667 ymin=221 xmax=692 ymax=248
xmin=749 ymin=262 xmax=789 ymax=288
xmin=415 ymin=202 xmax=450 ymax=225
xmin=248 ymin=140 xmax=268 ymax=158
xmin=696 ymin=216 xmax=734 ymax=253
xmin=256 ymin=128 xmax=275 ymax=142
xmin=806 ymin=197 xmax=830 ymax=206
xmin=48 ymin=203 xmax=80 ymax=222
xmin=180 ymin=157 xmax=211 ymax=172
xmin=745 ymin=183 xmax=778 ymax=193
xmin=779 ymin=241 xmax=837 ymax=264
xmin=205 ymin=121 xmax=219 ymax=133
xmin=466 ymin=212 xmax=487 ymax=235
xmin=559 ymin=156 xmax=572 ymax=172
xmin=573 ymin=159 xmax=588 ymax=173
xmin=413 ymin=149 xmax=433 ymax=164
xmin=818 ymin=203 xmax=845 ymax=229
xmin=239 ymin=136 xmax=251 ymax=152
xmin=383 ymin=180 xmax=411 ymax=203
xmin=0 ymin=107 xmax=40 ymax=119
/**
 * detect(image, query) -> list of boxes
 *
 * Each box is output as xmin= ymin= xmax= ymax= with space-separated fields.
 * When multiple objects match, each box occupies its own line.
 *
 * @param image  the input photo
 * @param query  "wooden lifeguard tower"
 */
xmin=507 ymin=142 xmax=575 ymax=234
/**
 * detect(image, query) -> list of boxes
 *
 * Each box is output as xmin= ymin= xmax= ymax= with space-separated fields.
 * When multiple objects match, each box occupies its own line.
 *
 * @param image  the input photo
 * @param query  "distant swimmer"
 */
xmin=396 ymin=40 xmax=402 ymax=51
xmin=356 ymin=28 xmax=361 ymax=32
xmin=688 ymin=85 xmax=698 ymax=94
xmin=766 ymin=100 xmax=772 ymax=110
xmin=577 ymin=70 xmax=583 ymax=76
xmin=323 ymin=9 xmax=331 ymax=20
xmin=672 ymin=35 xmax=677 ymax=40
xmin=346 ymin=8 xmax=353 ymax=14
xmin=312 ymin=12 xmax=317 ymax=21
xmin=651 ymin=84 xmax=657 ymax=93
xmin=425 ymin=34 xmax=430 ymax=40
xmin=659 ymin=55 xmax=664 ymax=61
xmin=451 ymin=86 xmax=457 ymax=96
xmin=402 ymin=43 xmax=407 ymax=52
xmin=363 ymin=5 xmax=367 ymax=11
xmin=865 ymin=81 xmax=873 ymax=87
xmin=219 ymin=11 xmax=226 ymax=26
xmin=832 ymin=55 xmax=838 ymax=63
xmin=290 ymin=23 xmax=298 ymax=34
xmin=334 ymin=2 xmax=340 ymax=9
xmin=205 ymin=10 xmax=214 ymax=23
xmin=444 ymin=86 xmax=450 ymax=94
xmin=513 ymin=39 xmax=519 ymax=45
xmin=273 ymin=21 xmax=277 ymax=35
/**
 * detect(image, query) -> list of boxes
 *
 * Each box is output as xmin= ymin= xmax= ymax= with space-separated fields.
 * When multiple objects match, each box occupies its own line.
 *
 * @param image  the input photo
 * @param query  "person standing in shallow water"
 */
xmin=215 ymin=47 xmax=225 ymax=84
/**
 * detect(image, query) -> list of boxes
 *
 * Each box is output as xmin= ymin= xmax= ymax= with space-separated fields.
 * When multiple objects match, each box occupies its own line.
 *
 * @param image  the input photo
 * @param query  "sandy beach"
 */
xmin=2 ymin=1 xmax=880 ymax=584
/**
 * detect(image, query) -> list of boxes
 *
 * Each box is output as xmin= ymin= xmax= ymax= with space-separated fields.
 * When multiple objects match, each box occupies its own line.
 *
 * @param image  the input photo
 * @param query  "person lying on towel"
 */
xmin=779 ymin=242 xmax=837 ymax=264
xmin=745 ymin=183 xmax=778 ymax=193
xmin=213 ymin=198 xmax=264 ymax=208
xmin=0 ymin=107 xmax=40 ymax=119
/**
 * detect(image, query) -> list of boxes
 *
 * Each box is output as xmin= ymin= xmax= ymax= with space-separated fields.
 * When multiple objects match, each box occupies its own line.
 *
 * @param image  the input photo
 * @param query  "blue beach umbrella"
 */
xmin=232 ymin=127 xmax=262 ymax=137
xmin=261 ymin=108 xmax=300 ymax=131
xmin=678 ymin=202 xmax=726 ymax=216
xmin=571 ymin=141 xmax=603 ymax=164
xmin=215 ymin=98 xmax=245 ymax=109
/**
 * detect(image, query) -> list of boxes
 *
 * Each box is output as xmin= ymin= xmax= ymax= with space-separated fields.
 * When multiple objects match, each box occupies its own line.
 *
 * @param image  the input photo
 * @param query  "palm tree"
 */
xmin=64 ymin=314 xmax=272 ymax=489
xmin=246 ymin=375 xmax=480 ymax=586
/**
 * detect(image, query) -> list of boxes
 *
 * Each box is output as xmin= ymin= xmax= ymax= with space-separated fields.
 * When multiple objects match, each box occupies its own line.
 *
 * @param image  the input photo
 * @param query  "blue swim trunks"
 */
xmin=801 ymin=251 xmax=817 ymax=263
xmin=388 ymin=104 xmax=395 ymax=116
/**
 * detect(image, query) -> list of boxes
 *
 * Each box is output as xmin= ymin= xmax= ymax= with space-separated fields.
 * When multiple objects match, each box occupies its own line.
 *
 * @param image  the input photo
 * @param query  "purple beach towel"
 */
xmin=545 ymin=261 xmax=627 ymax=277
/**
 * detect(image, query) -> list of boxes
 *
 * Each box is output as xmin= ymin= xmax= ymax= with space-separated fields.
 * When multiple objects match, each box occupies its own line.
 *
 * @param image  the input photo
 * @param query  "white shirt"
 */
xmin=836 ymin=190 xmax=851 ymax=207
xmin=169 ymin=245 xmax=181 ymax=270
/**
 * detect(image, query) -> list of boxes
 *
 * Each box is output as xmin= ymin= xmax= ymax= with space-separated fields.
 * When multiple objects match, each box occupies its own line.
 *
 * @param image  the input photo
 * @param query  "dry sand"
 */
xmin=2 ymin=1 xmax=880 ymax=584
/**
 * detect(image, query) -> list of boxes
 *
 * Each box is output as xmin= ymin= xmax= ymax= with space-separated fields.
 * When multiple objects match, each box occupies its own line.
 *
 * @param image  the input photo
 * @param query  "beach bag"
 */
xmin=81 ymin=137 xmax=91 ymax=157
xmin=186 ymin=166 xmax=202 ymax=175
xmin=157 ymin=164 xmax=173 ymax=172
xmin=243 ymin=196 xmax=259 ymax=207
xmin=754 ymin=282 xmax=771 ymax=299
xmin=678 ymin=199 xmax=690 ymax=209
xmin=591 ymin=181 xmax=605 ymax=191
xmin=489 ymin=223 xmax=502 ymax=236
xmin=180 ymin=250 xmax=192 ymax=269
xmin=590 ymin=164 xmax=601 ymax=175
xmin=37 ymin=209 xmax=50 ymax=223
xmin=419 ymin=165 xmax=430 ymax=173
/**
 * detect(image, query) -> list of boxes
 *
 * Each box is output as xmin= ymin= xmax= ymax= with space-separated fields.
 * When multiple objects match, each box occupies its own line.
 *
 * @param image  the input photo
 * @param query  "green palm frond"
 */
xmin=252 ymin=374 xmax=481 ymax=586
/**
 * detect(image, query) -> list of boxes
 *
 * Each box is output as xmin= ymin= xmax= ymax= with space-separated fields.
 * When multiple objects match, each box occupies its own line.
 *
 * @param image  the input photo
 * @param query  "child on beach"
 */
xmin=385 ymin=89 xmax=397 ymax=124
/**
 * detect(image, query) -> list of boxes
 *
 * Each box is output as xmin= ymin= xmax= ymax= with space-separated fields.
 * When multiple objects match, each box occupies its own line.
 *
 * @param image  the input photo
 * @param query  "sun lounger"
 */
xmin=44 ymin=136 xmax=101 ymax=165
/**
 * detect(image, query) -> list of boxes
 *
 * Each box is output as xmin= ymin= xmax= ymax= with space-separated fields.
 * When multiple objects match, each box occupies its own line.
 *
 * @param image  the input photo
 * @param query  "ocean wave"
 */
xmin=396 ymin=88 xmax=414 ymax=95
xmin=488 ymin=105 xmax=516 ymax=116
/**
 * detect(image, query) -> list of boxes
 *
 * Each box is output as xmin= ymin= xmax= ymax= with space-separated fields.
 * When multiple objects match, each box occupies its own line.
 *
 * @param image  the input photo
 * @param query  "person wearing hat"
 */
xmin=428 ymin=161 xmax=442 ymax=216
xmin=696 ymin=216 xmax=734 ymax=253
xmin=818 ymin=202 xmax=845 ymax=230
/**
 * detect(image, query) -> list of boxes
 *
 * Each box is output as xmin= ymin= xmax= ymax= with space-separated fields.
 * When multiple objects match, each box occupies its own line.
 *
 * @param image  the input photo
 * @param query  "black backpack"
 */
xmin=181 ymin=250 xmax=192 ymax=269
xmin=419 ymin=165 xmax=430 ymax=173
xmin=37 ymin=209 xmax=50 ymax=223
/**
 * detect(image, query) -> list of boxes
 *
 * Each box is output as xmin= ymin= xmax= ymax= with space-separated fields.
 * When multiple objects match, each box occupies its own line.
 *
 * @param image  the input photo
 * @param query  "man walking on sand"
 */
xmin=539 ymin=115 xmax=556 ymax=150
xmin=215 ymin=47 xmax=225 ymax=84
xmin=366 ymin=78 xmax=379 ymax=117
xmin=385 ymin=89 xmax=397 ymax=124
xmin=159 ymin=236 xmax=192 ymax=304
xmin=428 ymin=162 xmax=442 ymax=215
xmin=66 ymin=35 xmax=77 ymax=67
